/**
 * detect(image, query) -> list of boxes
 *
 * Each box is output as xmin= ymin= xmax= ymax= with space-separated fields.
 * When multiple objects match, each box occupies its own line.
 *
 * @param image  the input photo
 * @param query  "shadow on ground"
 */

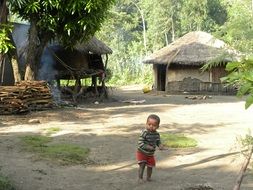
xmin=0 ymin=130 xmax=251 ymax=190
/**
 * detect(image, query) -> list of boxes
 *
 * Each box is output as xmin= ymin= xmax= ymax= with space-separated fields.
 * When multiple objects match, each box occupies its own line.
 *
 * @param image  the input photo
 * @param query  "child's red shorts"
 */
xmin=136 ymin=151 xmax=155 ymax=167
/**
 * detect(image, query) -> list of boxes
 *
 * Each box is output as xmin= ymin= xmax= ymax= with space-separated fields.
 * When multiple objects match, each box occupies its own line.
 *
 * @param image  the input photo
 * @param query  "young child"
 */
xmin=136 ymin=114 xmax=165 ymax=183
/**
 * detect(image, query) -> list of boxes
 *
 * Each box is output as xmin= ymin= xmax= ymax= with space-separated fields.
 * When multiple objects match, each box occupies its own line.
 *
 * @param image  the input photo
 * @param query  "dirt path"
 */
xmin=0 ymin=85 xmax=252 ymax=190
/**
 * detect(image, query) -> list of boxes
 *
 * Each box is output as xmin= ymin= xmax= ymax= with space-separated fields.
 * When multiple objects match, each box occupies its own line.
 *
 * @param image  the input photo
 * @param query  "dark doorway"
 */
xmin=157 ymin=64 xmax=167 ymax=91
xmin=212 ymin=66 xmax=227 ymax=83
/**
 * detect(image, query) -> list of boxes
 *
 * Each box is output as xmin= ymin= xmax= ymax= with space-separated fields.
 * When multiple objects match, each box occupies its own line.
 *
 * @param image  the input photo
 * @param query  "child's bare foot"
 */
xmin=146 ymin=178 xmax=152 ymax=182
xmin=138 ymin=179 xmax=145 ymax=184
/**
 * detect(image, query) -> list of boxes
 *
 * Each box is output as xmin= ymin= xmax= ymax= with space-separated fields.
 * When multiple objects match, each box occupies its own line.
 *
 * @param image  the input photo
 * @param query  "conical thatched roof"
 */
xmin=74 ymin=37 xmax=113 ymax=54
xmin=143 ymin=31 xmax=238 ymax=65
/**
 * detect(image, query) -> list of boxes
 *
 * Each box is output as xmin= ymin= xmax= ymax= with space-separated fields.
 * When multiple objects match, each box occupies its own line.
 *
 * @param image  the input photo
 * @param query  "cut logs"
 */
xmin=0 ymin=81 xmax=55 ymax=115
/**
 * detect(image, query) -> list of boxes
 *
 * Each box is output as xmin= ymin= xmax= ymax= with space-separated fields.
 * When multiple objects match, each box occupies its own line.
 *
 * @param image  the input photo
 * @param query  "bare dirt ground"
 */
xmin=0 ymin=85 xmax=253 ymax=190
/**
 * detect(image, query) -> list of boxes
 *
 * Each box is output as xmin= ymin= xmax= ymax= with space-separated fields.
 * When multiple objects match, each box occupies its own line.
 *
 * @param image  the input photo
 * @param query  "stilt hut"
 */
xmin=1 ymin=23 xmax=113 ymax=98
xmin=40 ymin=37 xmax=113 ymax=97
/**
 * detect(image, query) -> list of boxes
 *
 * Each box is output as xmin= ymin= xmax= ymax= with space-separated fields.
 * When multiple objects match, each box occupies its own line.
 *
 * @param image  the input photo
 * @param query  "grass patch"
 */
xmin=161 ymin=133 xmax=197 ymax=148
xmin=41 ymin=144 xmax=89 ymax=164
xmin=0 ymin=175 xmax=15 ymax=190
xmin=21 ymin=135 xmax=51 ymax=151
xmin=20 ymin=135 xmax=89 ymax=164
xmin=45 ymin=127 xmax=61 ymax=136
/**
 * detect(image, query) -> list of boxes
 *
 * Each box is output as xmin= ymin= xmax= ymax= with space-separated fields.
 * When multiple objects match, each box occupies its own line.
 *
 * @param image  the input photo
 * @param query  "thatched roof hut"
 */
xmin=19 ymin=36 xmax=113 ymax=58
xmin=37 ymin=38 xmax=112 ymax=84
xmin=2 ymin=23 xmax=113 ymax=88
xmin=14 ymin=22 xmax=113 ymax=58
xmin=74 ymin=37 xmax=113 ymax=55
xmin=143 ymin=31 xmax=238 ymax=65
xmin=143 ymin=31 xmax=238 ymax=94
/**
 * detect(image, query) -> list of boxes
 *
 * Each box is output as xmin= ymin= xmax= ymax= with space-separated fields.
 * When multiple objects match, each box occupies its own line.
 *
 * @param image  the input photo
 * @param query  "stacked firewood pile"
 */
xmin=0 ymin=81 xmax=55 ymax=115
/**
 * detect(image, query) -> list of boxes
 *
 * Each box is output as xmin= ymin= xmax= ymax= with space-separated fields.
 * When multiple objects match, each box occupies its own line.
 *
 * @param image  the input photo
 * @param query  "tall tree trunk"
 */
xmin=0 ymin=0 xmax=8 ymax=85
xmin=24 ymin=20 xmax=47 ymax=80
xmin=1 ymin=0 xmax=21 ymax=84
xmin=10 ymin=57 xmax=21 ymax=83
xmin=0 ymin=0 xmax=7 ymax=23
xmin=25 ymin=21 xmax=39 ymax=80
xmin=0 ymin=56 xmax=5 ymax=85
xmin=171 ymin=15 xmax=175 ymax=42
xmin=131 ymin=2 xmax=147 ymax=55
xmin=8 ymin=35 xmax=21 ymax=83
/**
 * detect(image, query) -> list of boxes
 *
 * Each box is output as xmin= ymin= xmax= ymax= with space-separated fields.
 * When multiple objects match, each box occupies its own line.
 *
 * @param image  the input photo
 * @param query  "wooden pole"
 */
xmin=233 ymin=145 xmax=253 ymax=190
xmin=1 ymin=57 xmax=5 ymax=84
xmin=165 ymin=49 xmax=180 ymax=91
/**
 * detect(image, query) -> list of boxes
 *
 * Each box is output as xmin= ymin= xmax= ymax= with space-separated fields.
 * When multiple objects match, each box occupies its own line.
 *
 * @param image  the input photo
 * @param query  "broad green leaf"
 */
xmin=225 ymin=62 xmax=241 ymax=72
xmin=244 ymin=72 xmax=253 ymax=82
xmin=245 ymin=95 xmax=253 ymax=109
xmin=236 ymin=82 xmax=252 ymax=97
xmin=243 ymin=56 xmax=253 ymax=67
xmin=224 ymin=72 xmax=241 ymax=83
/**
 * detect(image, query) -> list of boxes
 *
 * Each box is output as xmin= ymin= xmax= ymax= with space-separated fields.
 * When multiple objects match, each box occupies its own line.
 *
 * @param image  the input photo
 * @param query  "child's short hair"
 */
xmin=147 ymin=114 xmax=160 ymax=125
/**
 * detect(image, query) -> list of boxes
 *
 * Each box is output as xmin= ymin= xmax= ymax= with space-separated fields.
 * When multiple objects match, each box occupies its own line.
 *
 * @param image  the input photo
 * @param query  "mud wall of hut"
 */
xmin=168 ymin=68 xmax=210 ymax=82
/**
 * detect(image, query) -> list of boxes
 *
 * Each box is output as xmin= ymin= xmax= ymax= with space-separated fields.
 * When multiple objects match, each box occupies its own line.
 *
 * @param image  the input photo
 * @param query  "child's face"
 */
xmin=146 ymin=118 xmax=159 ymax=132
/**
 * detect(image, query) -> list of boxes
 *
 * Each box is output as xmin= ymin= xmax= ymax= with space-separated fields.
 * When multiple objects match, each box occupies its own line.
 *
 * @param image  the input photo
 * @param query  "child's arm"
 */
xmin=157 ymin=134 xmax=168 ymax=150
xmin=158 ymin=144 xmax=168 ymax=150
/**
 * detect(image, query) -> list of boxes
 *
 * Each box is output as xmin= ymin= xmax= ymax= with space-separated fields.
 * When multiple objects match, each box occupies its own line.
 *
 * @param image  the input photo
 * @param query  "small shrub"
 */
xmin=161 ymin=133 xmax=198 ymax=148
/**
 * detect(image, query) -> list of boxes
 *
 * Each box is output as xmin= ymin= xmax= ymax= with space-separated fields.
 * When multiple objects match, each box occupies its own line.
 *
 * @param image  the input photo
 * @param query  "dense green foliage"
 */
xmin=9 ymin=0 xmax=115 ymax=46
xmin=221 ymin=56 xmax=253 ymax=109
xmin=0 ymin=24 xmax=14 ymax=54
xmin=218 ymin=0 xmax=253 ymax=53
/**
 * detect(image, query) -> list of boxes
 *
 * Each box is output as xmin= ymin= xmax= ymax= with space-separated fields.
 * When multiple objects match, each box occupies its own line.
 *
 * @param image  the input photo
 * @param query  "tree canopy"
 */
xmin=10 ymin=0 xmax=115 ymax=46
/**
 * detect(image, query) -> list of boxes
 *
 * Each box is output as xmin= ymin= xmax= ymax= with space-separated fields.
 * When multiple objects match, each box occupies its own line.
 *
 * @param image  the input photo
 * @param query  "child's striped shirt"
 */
xmin=137 ymin=129 xmax=161 ymax=156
